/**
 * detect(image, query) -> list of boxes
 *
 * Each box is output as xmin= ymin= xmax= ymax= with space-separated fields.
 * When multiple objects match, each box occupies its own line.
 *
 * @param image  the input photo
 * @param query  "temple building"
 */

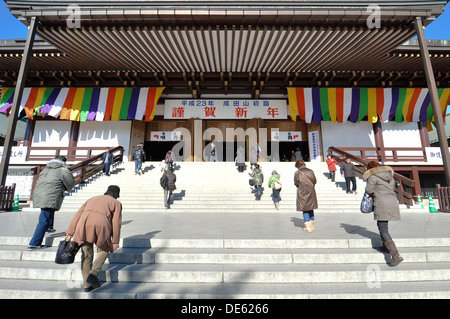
xmin=0 ymin=0 xmax=449 ymax=196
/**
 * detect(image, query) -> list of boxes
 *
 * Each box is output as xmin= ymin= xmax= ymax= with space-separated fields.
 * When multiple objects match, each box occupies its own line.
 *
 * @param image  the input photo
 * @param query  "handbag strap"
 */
xmin=298 ymin=169 xmax=314 ymax=186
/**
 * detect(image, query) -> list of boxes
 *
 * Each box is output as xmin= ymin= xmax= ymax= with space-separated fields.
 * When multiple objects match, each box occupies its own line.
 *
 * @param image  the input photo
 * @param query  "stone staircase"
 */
xmin=2 ymin=236 xmax=450 ymax=298
xmin=57 ymin=160 xmax=424 ymax=214
xmin=1 ymin=160 xmax=449 ymax=299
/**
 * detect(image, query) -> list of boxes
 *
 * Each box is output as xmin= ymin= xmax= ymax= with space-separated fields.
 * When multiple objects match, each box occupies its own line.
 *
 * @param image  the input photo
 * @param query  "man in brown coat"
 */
xmin=66 ymin=185 xmax=122 ymax=292
xmin=294 ymin=160 xmax=318 ymax=232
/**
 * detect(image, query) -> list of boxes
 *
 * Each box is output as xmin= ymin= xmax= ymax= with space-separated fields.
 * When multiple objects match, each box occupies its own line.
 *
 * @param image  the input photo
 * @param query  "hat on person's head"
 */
xmin=105 ymin=185 xmax=120 ymax=199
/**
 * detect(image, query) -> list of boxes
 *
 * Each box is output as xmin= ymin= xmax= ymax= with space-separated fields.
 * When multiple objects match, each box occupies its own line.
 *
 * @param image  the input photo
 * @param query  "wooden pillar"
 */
xmin=187 ymin=119 xmax=195 ymax=162
xmin=418 ymin=121 xmax=431 ymax=148
xmin=411 ymin=166 xmax=422 ymax=200
xmin=23 ymin=119 xmax=36 ymax=147
xmin=0 ymin=17 xmax=37 ymax=185
xmin=193 ymin=119 xmax=203 ymax=161
xmin=68 ymin=121 xmax=80 ymax=160
xmin=372 ymin=119 xmax=385 ymax=162
xmin=415 ymin=17 xmax=450 ymax=186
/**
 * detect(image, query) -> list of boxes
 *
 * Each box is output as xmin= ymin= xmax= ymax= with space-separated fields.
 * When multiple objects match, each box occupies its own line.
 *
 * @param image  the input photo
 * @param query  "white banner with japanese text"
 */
xmin=308 ymin=131 xmax=321 ymax=162
xmin=425 ymin=147 xmax=450 ymax=164
xmin=164 ymin=100 xmax=287 ymax=119
xmin=0 ymin=146 xmax=27 ymax=164
xmin=271 ymin=131 xmax=302 ymax=142
xmin=150 ymin=131 xmax=182 ymax=141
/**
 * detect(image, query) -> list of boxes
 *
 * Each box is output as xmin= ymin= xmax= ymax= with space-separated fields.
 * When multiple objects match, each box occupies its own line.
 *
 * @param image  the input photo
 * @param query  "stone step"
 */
xmin=59 ymin=195 xmax=420 ymax=205
xmin=57 ymin=203 xmax=423 ymax=213
xmin=57 ymin=204 xmax=421 ymax=212
xmin=2 ymin=278 xmax=450 ymax=299
xmin=50 ymin=207 xmax=425 ymax=214
xmin=3 ymin=245 xmax=450 ymax=265
xmin=69 ymin=186 xmax=365 ymax=192
xmin=70 ymin=178 xmax=364 ymax=186
xmin=62 ymin=195 xmax=367 ymax=202
xmin=56 ymin=205 xmax=380 ymax=212
xmin=2 ymin=236 xmax=449 ymax=250
xmin=69 ymin=184 xmax=364 ymax=190
xmin=2 ymin=259 xmax=450 ymax=284
xmin=66 ymin=187 xmax=365 ymax=194
xmin=62 ymin=197 xmax=367 ymax=203
xmin=60 ymin=202 xmax=363 ymax=208
xmin=78 ymin=181 xmax=362 ymax=188
xmin=78 ymin=162 xmax=357 ymax=177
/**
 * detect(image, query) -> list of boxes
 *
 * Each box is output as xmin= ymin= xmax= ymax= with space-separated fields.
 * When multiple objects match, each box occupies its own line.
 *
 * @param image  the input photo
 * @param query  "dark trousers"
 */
xmin=164 ymin=189 xmax=173 ymax=208
xmin=135 ymin=158 xmax=143 ymax=173
xmin=271 ymin=188 xmax=281 ymax=203
xmin=329 ymin=171 xmax=336 ymax=182
xmin=102 ymin=163 xmax=111 ymax=176
xmin=377 ymin=221 xmax=393 ymax=242
xmin=29 ymin=208 xmax=56 ymax=247
xmin=254 ymin=185 xmax=263 ymax=199
xmin=345 ymin=176 xmax=357 ymax=192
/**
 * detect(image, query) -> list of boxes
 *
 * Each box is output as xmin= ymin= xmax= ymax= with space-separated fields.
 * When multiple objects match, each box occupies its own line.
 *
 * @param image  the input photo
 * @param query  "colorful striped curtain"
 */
xmin=288 ymin=87 xmax=450 ymax=123
xmin=0 ymin=87 xmax=165 ymax=121
xmin=0 ymin=87 xmax=15 ymax=116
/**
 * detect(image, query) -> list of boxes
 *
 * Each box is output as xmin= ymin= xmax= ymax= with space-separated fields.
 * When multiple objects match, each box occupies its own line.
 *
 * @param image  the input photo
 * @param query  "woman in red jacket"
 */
xmin=326 ymin=155 xmax=338 ymax=182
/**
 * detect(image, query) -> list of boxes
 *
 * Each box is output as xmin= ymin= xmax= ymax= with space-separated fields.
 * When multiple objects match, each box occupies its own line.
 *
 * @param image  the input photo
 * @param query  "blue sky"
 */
xmin=0 ymin=1 xmax=449 ymax=40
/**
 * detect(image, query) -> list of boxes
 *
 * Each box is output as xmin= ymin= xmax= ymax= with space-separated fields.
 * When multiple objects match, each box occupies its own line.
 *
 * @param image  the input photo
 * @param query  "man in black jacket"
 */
xmin=132 ymin=144 xmax=146 ymax=175
xmin=340 ymin=157 xmax=357 ymax=194
xmin=101 ymin=147 xmax=114 ymax=176
xmin=161 ymin=167 xmax=177 ymax=209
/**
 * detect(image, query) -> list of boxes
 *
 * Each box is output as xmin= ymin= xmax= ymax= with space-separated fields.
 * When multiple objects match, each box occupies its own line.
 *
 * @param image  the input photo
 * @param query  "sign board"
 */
xmin=5 ymin=167 xmax=35 ymax=200
xmin=0 ymin=146 xmax=27 ymax=164
xmin=150 ymin=131 xmax=182 ymax=141
xmin=309 ymin=131 xmax=321 ymax=162
xmin=164 ymin=100 xmax=287 ymax=119
xmin=425 ymin=147 xmax=450 ymax=164
xmin=271 ymin=131 xmax=302 ymax=142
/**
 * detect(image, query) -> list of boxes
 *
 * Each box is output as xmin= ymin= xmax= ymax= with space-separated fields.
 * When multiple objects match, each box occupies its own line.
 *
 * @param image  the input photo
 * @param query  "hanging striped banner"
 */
xmin=287 ymin=87 xmax=450 ymax=123
xmin=0 ymin=87 xmax=15 ymax=116
xmin=0 ymin=87 xmax=165 ymax=122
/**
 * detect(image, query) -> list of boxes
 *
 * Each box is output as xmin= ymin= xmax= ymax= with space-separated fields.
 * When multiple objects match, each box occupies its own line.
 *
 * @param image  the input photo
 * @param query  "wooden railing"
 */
xmin=69 ymin=146 xmax=124 ymax=185
xmin=437 ymin=184 xmax=450 ymax=213
xmin=332 ymin=147 xmax=427 ymax=162
xmin=328 ymin=146 xmax=416 ymax=206
xmin=25 ymin=146 xmax=124 ymax=199
xmin=0 ymin=183 xmax=16 ymax=212
xmin=26 ymin=147 xmax=114 ymax=162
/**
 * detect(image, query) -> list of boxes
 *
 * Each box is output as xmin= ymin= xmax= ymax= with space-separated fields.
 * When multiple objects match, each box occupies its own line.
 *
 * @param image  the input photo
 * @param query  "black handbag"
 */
xmin=55 ymin=238 xmax=79 ymax=264
xmin=360 ymin=193 xmax=374 ymax=213
xmin=249 ymin=178 xmax=254 ymax=186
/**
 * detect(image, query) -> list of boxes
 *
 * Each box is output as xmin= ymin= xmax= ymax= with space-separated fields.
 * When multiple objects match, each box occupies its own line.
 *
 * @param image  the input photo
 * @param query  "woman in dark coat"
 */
xmin=162 ymin=167 xmax=177 ymax=209
xmin=249 ymin=164 xmax=264 ymax=200
xmin=235 ymin=146 xmax=245 ymax=172
xmin=363 ymin=161 xmax=403 ymax=267
xmin=294 ymin=160 xmax=318 ymax=232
